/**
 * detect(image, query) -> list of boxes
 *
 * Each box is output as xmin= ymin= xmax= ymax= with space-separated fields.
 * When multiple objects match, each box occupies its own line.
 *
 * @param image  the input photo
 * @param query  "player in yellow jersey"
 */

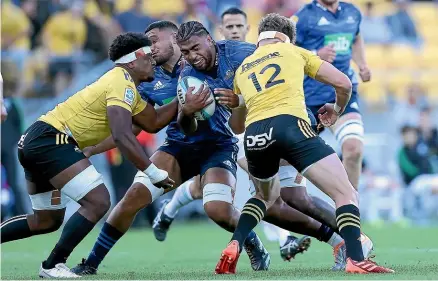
xmin=1 ymin=32 xmax=178 ymax=278
xmin=215 ymin=14 xmax=394 ymax=274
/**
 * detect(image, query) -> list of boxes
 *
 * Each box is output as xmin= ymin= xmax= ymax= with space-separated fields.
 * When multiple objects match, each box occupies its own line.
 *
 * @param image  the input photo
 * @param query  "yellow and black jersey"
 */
xmin=39 ymin=67 xmax=147 ymax=149
xmin=234 ymin=43 xmax=323 ymax=127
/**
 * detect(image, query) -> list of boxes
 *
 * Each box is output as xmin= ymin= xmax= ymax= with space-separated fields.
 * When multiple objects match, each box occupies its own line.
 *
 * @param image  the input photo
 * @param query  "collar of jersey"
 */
xmin=160 ymin=55 xmax=183 ymax=78
xmin=313 ymin=1 xmax=342 ymax=11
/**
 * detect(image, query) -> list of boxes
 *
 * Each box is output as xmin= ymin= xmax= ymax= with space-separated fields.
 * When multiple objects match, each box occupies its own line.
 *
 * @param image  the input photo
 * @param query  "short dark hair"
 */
xmin=176 ymin=21 xmax=210 ymax=43
xmin=108 ymin=32 xmax=152 ymax=62
xmin=401 ymin=125 xmax=418 ymax=135
xmin=258 ymin=13 xmax=296 ymax=44
xmin=221 ymin=7 xmax=247 ymax=20
xmin=145 ymin=20 xmax=178 ymax=34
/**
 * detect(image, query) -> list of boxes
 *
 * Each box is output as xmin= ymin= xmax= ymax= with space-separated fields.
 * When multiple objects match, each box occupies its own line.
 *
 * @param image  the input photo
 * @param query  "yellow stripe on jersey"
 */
xmin=39 ymin=67 xmax=147 ymax=149
xmin=234 ymin=44 xmax=323 ymax=127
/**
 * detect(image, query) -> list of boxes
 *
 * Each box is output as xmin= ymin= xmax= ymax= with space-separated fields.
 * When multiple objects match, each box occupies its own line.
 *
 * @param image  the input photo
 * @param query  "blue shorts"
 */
xmin=308 ymin=87 xmax=361 ymax=131
xmin=158 ymin=140 xmax=238 ymax=183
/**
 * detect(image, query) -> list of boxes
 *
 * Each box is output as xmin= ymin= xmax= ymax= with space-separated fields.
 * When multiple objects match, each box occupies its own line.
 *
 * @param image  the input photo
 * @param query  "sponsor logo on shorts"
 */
xmin=223 ymin=160 xmax=233 ymax=169
xmin=246 ymin=127 xmax=276 ymax=150
xmin=124 ymin=88 xmax=135 ymax=106
xmin=74 ymin=146 xmax=82 ymax=153
xmin=350 ymin=102 xmax=359 ymax=110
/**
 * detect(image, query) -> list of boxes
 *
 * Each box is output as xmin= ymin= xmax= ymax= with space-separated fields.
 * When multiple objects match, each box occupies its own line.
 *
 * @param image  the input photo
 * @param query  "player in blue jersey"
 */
xmin=292 ymin=0 xmax=371 ymax=194
xmin=70 ymin=21 xmax=270 ymax=275
xmin=153 ymin=13 xmax=374 ymax=269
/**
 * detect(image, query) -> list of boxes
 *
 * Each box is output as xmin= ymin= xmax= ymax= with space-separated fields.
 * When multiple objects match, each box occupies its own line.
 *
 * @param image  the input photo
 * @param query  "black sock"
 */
xmin=336 ymin=204 xmax=364 ymax=261
xmin=0 ymin=215 xmax=32 ymax=243
xmin=231 ymin=198 xmax=266 ymax=252
xmin=43 ymin=212 xmax=95 ymax=269
xmin=316 ymin=223 xmax=335 ymax=243
xmin=85 ymin=222 xmax=124 ymax=269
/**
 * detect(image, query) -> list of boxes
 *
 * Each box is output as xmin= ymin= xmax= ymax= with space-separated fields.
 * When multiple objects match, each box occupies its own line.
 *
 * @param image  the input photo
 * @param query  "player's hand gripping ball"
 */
xmin=177 ymin=76 xmax=215 ymax=120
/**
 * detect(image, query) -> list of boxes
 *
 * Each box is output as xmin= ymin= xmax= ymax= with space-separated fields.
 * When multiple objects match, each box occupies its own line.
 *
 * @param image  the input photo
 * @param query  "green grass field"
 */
xmin=2 ymin=222 xmax=438 ymax=280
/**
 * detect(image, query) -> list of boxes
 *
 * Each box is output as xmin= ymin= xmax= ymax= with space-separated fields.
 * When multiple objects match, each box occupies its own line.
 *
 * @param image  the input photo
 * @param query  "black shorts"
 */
xmin=158 ymin=140 xmax=238 ymax=183
xmin=17 ymin=121 xmax=86 ymax=186
xmin=245 ymin=115 xmax=335 ymax=180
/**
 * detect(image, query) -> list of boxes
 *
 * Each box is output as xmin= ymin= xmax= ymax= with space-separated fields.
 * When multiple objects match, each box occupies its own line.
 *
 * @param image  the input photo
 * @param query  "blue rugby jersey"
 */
xmin=138 ymin=40 xmax=256 ymax=145
xmin=293 ymin=1 xmax=362 ymax=106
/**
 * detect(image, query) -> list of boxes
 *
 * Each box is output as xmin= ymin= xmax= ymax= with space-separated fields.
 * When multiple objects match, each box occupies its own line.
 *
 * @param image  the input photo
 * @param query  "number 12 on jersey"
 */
xmin=248 ymin=63 xmax=285 ymax=92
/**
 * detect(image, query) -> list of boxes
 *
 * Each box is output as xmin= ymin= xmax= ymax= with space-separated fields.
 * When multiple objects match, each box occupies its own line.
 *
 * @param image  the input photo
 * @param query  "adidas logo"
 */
xmin=350 ymin=102 xmax=359 ymax=110
xmin=223 ymin=160 xmax=233 ymax=168
xmin=154 ymin=81 xmax=165 ymax=90
xmin=317 ymin=17 xmax=330 ymax=26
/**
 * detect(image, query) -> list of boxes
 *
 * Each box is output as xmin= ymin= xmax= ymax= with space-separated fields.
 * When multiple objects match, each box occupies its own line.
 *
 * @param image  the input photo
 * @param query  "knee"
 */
xmin=33 ymin=214 xmax=64 ymax=234
xmin=83 ymin=186 xmax=111 ymax=219
xmin=342 ymin=140 xmax=363 ymax=163
xmin=119 ymin=184 xmax=151 ymax=214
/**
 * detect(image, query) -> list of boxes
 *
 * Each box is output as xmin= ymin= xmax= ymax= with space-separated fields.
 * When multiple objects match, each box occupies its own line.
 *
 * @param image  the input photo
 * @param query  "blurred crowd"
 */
xmin=1 ymin=0 xmax=438 ymax=224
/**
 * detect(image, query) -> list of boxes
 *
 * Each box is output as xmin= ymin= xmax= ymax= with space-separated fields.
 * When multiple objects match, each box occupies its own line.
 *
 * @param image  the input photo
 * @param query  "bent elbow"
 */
xmin=335 ymin=74 xmax=352 ymax=96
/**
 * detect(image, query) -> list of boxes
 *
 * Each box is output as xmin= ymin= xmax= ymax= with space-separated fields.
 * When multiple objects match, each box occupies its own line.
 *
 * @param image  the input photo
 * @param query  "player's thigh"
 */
xmin=303 ymin=153 xmax=357 ymax=205
xmin=200 ymin=144 xmax=238 ymax=207
xmin=25 ymin=180 xmax=67 ymax=230
xmin=18 ymin=121 xmax=105 ymax=204
xmin=245 ymin=117 xmax=282 ymax=200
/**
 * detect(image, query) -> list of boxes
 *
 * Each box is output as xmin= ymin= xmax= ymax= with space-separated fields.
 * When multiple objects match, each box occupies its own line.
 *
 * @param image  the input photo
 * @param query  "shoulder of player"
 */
xmin=340 ymin=1 xmax=362 ymax=14
xmin=219 ymin=40 xmax=256 ymax=56
xmin=106 ymin=67 xmax=137 ymax=91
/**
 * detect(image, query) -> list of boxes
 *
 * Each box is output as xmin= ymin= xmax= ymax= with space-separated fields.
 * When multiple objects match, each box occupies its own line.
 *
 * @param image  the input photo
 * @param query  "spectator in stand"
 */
xmin=359 ymin=159 xmax=407 ymax=226
xmin=393 ymin=83 xmax=428 ymax=128
xmin=115 ymin=0 xmax=156 ymax=33
xmin=20 ymin=0 xmax=41 ymax=50
xmin=263 ymin=0 xmax=303 ymax=17
xmin=1 ymin=73 xmax=26 ymax=217
xmin=361 ymin=1 xmax=392 ymax=44
xmin=386 ymin=0 xmax=422 ymax=47
xmin=398 ymin=125 xmax=433 ymax=186
xmin=418 ymin=107 xmax=438 ymax=170
xmin=177 ymin=0 xmax=218 ymax=31
xmin=398 ymin=125 xmax=438 ymax=219
xmin=1 ymin=0 xmax=32 ymax=96
xmin=42 ymin=0 xmax=87 ymax=96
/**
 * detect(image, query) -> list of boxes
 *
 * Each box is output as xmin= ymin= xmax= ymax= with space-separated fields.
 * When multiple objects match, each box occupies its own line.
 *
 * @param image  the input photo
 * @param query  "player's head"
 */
xmin=176 ymin=21 xmax=215 ymax=71
xmin=319 ymin=0 xmax=339 ymax=5
xmin=219 ymin=7 xmax=249 ymax=41
xmin=258 ymin=13 xmax=296 ymax=46
xmin=109 ymin=32 xmax=156 ymax=82
xmin=145 ymin=21 xmax=179 ymax=66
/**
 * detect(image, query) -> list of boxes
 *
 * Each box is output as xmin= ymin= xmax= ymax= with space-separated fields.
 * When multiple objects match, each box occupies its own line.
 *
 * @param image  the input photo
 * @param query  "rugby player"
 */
xmin=71 ymin=21 xmax=270 ymax=275
xmin=0 ymin=32 xmax=177 ymax=278
xmin=292 ymin=0 xmax=370 ymax=191
xmin=215 ymin=14 xmax=393 ymax=274
xmin=153 ymin=9 xmax=373 ymax=269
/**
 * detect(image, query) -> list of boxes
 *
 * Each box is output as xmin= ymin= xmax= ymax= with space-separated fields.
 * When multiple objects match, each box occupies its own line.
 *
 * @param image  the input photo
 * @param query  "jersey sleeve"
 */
xmin=107 ymin=80 xmax=146 ymax=115
xmin=352 ymin=5 xmax=362 ymax=37
xmin=291 ymin=7 xmax=309 ymax=47
xmin=298 ymin=47 xmax=324 ymax=79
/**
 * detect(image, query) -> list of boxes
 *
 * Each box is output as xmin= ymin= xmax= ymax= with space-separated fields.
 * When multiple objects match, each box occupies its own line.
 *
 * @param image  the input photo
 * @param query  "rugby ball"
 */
xmin=177 ymin=76 xmax=215 ymax=120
